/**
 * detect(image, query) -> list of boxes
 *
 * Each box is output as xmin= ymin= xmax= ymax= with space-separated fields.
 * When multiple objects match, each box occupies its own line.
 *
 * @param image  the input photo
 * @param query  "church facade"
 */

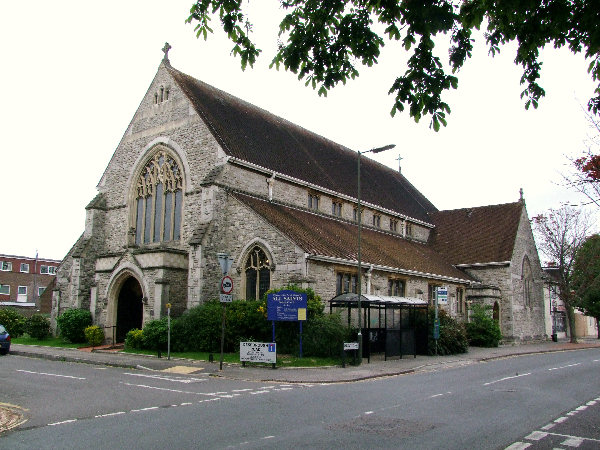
xmin=51 ymin=48 xmax=546 ymax=344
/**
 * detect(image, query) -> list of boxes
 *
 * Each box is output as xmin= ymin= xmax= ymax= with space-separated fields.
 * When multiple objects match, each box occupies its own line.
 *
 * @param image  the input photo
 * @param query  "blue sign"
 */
xmin=267 ymin=290 xmax=308 ymax=321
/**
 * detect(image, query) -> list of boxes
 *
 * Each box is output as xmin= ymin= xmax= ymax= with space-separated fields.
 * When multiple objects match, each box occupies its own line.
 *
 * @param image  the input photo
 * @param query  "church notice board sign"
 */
xmin=240 ymin=342 xmax=276 ymax=364
xmin=267 ymin=290 xmax=307 ymax=321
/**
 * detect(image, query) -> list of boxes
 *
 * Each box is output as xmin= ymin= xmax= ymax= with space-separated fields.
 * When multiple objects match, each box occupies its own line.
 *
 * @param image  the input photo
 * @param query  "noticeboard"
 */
xmin=267 ymin=290 xmax=307 ymax=321
xmin=240 ymin=342 xmax=276 ymax=363
xmin=436 ymin=286 xmax=448 ymax=304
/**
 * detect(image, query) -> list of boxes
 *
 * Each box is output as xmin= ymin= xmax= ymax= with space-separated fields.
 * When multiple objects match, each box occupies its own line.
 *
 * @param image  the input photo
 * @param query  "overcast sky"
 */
xmin=1 ymin=1 xmax=598 ymax=261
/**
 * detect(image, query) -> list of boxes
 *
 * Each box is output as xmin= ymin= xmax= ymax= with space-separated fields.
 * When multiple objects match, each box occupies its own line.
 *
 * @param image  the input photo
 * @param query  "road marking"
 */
xmin=548 ymin=363 xmax=581 ymax=371
xmin=262 ymin=436 xmax=275 ymax=440
xmin=364 ymin=411 xmax=374 ymax=415
xmin=48 ymin=419 xmax=77 ymax=426
xmin=525 ymin=431 xmax=547 ymax=440
xmin=554 ymin=416 xmax=568 ymax=423
xmin=95 ymin=411 xmax=126 ymax=418
xmin=484 ymin=373 xmax=531 ymax=386
xmin=504 ymin=442 xmax=531 ymax=449
xmin=131 ymin=406 xmax=159 ymax=412
xmin=121 ymin=382 xmax=202 ymax=395
xmin=16 ymin=369 xmax=85 ymax=380
xmin=123 ymin=373 xmax=205 ymax=383
xmin=541 ymin=423 xmax=555 ymax=430
xmin=561 ymin=437 xmax=583 ymax=447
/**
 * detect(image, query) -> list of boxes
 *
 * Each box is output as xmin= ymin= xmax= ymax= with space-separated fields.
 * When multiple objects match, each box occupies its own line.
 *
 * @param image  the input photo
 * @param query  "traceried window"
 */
xmin=332 ymin=200 xmax=342 ymax=217
xmin=134 ymin=151 xmax=183 ymax=245
xmin=308 ymin=193 xmax=320 ymax=211
xmin=373 ymin=214 xmax=381 ymax=228
xmin=245 ymin=246 xmax=271 ymax=300
xmin=390 ymin=219 xmax=398 ymax=232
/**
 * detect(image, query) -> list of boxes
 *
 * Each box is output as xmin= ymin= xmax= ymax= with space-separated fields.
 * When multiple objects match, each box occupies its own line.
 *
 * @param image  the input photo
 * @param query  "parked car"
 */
xmin=0 ymin=325 xmax=10 ymax=355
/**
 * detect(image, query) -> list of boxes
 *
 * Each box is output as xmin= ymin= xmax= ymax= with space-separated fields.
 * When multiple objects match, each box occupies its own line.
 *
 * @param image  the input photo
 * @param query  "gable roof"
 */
xmin=428 ymin=202 xmax=524 ymax=266
xmin=232 ymin=192 xmax=472 ymax=283
xmin=167 ymin=64 xmax=437 ymax=223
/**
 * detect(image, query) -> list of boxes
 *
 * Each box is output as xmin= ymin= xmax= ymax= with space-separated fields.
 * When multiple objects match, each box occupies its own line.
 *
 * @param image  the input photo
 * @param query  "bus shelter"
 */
xmin=329 ymin=293 xmax=429 ymax=362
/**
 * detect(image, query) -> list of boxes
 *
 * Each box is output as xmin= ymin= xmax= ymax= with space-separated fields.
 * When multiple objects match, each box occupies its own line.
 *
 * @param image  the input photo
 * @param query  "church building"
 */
xmin=51 ymin=45 xmax=546 ymax=344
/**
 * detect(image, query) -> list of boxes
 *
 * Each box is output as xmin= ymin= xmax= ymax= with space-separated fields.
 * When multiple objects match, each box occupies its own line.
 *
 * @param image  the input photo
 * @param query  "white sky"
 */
xmin=1 ymin=1 xmax=598 ymax=261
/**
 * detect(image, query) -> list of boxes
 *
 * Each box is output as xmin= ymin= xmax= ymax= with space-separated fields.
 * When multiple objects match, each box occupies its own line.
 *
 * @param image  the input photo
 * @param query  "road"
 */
xmin=1 ymin=349 xmax=599 ymax=449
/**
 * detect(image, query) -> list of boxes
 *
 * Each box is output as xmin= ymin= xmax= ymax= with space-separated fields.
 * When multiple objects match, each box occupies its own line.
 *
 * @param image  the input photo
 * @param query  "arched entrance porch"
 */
xmin=116 ymin=276 xmax=144 ymax=343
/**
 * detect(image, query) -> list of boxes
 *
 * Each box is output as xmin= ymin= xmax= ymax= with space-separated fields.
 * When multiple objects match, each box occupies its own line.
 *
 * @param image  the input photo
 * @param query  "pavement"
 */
xmin=2 ymin=339 xmax=600 ymax=434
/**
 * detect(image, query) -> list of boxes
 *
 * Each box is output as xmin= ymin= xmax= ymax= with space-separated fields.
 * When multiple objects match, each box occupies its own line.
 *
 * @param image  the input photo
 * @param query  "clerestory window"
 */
xmin=134 ymin=150 xmax=183 ymax=245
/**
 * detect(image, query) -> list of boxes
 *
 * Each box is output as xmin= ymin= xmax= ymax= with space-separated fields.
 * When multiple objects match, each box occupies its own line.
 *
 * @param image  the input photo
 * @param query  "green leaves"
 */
xmin=186 ymin=0 xmax=600 ymax=129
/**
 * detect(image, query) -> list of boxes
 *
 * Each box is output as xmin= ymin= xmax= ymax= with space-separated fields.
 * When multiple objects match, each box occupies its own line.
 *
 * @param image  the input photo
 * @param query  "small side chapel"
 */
xmin=51 ymin=45 xmax=546 ymax=344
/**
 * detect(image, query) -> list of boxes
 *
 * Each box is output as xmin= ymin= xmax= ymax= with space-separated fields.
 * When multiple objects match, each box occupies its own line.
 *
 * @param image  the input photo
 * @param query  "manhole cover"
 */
xmin=328 ymin=415 xmax=435 ymax=437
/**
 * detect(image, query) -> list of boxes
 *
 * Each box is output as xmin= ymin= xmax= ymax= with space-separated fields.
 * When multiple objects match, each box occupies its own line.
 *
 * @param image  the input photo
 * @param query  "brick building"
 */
xmin=51 ymin=47 xmax=546 ymax=344
xmin=0 ymin=254 xmax=60 ymax=315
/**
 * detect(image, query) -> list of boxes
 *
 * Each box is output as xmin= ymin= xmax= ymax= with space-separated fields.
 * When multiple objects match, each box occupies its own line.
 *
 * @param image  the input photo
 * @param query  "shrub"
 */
xmin=26 ymin=314 xmax=51 ymax=339
xmin=466 ymin=304 xmax=502 ymax=347
xmin=142 ymin=318 xmax=169 ymax=352
xmin=84 ymin=325 xmax=105 ymax=347
xmin=428 ymin=308 xmax=469 ymax=356
xmin=56 ymin=309 xmax=92 ymax=343
xmin=302 ymin=313 xmax=352 ymax=357
xmin=125 ymin=328 xmax=144 ymax=349
xmin=0 ymin=308 xmax=26 ymax=337
xmin=172 ymin=301 xmax=222 ymax=352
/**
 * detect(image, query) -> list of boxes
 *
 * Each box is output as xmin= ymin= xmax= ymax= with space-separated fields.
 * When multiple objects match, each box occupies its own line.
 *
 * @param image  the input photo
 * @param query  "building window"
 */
xmin=336 ymin=272 xmax=357 ymax=295
xmin=40 ymin=265 xmax=57 ymax=275
xmin=17 ymin=286 xmax=27 ymax=302
xmin=332 ymin=200 xmax=342 ymax=217
xmin=522 ymin=257 xmax=533 ymax=307
xmin=20 ymin=263 xmax=29 ymax=273
xmin=134 ymin=150 xmax=184 ymax=245
xmin=373 ymin=214 xmax=381 ymax=228
xmin=353 ymin=207 xmax=362 ymax=223
xmin=38 ymin=287 xmax=45 ymax=296
xmin=308 ymin=193 xmax=319 ymax=211
xmin=428 ymin=283 xmax=441 ymax=306
xmin=406 ymin=222 xmax=413 ymax=237
xmin=1 ymin=261 xmax=12 ymax=271
xmin=245 ymin=246 xmax=271 ymax=300
xmin=0 ymin=284 xmax=9 ymax=295
xmin=390 ymin=219 xmax=398 ymax=232
xmin=388 ymin=279 xmax=405 ymax=297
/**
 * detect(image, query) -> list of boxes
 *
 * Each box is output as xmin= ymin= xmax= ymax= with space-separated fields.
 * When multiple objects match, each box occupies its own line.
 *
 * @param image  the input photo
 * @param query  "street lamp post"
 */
xmin=356 ymin=144 xmax=396 ymax=364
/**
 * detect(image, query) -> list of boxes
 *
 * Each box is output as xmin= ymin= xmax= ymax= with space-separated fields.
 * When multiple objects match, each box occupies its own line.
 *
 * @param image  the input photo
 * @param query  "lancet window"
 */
xmin=245 ymin=246 xmax=271 ymax=300
xmin=134 ymin=151 xmax=183 ymax=245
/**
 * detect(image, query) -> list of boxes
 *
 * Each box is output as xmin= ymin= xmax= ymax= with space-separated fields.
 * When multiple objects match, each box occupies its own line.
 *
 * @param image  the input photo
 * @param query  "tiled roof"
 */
xmin=429 ymin=202 xmax=523 ymax=265
xmin=167 ymin=65 xmax=437 ymax=223
xmin=233 ymin=192 xmax=472 ymax=282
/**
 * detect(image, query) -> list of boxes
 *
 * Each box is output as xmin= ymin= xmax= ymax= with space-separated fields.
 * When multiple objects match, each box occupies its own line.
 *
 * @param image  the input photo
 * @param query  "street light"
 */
xmin=356 ymin=144 xmax=396 ymax=365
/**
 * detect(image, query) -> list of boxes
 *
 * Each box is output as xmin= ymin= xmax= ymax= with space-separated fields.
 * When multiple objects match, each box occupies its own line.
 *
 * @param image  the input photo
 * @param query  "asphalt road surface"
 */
xmin=1 ymin=348 xmax=599 ymax=449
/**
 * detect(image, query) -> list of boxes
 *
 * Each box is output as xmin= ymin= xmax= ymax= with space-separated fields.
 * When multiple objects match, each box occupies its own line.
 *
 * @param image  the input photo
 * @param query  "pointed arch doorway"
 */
xmin=116 ymin=277 xmax=144 ymax=343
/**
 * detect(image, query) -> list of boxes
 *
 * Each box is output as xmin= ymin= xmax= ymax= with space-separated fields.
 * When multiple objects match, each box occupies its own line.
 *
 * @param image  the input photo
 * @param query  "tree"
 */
xmin=187 ymin=1 xmax=600 ymax=131
xmin=572 ymin=234 xmax=600 ymax=338
xmin=532 ymin=207 xmax=593 ymax=343
xmin=565 ymin=111 xmax=600 ymax=208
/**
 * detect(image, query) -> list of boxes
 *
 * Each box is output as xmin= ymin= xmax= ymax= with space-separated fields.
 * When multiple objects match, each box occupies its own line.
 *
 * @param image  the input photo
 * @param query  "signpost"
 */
xmin=267 ymin=290 xmax=307 ymax=358
xmin=166 ymin=303 xmax=171 ymax=360
xmin=217 ymin=253 xmax=234 ymax=371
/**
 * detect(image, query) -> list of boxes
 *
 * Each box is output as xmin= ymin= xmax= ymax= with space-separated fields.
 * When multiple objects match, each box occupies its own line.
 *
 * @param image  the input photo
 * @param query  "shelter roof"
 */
xmin=329 ymin=293 xmax=427 ymax=306
xmin=167 ymin=65 xmax=437 ymax=223
xmin=233 ymin=192 xmax=472 ymax=283
xmin=428 ymin=202 xmax=523 ymax=265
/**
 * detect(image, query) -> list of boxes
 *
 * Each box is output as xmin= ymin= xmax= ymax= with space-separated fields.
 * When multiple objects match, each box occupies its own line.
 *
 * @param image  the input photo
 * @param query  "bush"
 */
xmin=172 ymin=301 xmax=222 ymax=352
xmin=56 ymin=309 xmax=92 ymax=343
xmin=142 ymin=318 xmax=169 ymax=352
xmin=0 ymin=308 xmax=27 ymax=337
xmin=428 ymin=308 xmax=469 ymax=356
xmin=302 ymin=313 xmax=352 ymax=357
xmin=84 ymin=325 xmax=105 ymax=347
xmin=125 ymin=328 xmax=144 ymax=349
xmin=26 ymin=314 xmax=51 ymax=339
xmin=466 ymin=304 xmax=502 ymax=347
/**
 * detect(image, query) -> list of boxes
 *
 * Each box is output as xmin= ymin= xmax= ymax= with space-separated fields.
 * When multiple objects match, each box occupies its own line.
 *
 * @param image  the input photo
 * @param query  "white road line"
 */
xmin=484 ymin=373 xmax=531 ymax=386
xmin=364 ymin=411 xmax=374 ymax=415
xmin=16 ymin=369 xmax=86 ymax=380
xmin=123 ymin=373 xmax=205 ymax=383
xmin=95 ymin=411 xmax=126 ymax=418
xmin=504 ymin=442 xmax=531 ymax=449
xmin=525 ymin=431 xmax=547 ymax=441
xmin=548 ymin=363 xmax=581 ymax=371
xmin=554 ymin=416 xmax=568 ymax=423
xmin=541 ymin=423 xmax=555 ymax=430
xmin=261 ymin=436 xmax=275 ymax=440
xmin=48 ymin=419 xmax=78 ymax=426
xmin=120 ymin=382 xmax=202 ymax=395
xmin=561 ymin=437 xmax=583 ymax=447
xmin=131 ymin=406 xmax=159 ymax=412
xmin=232 ymin=389 xmax=253 ymax=392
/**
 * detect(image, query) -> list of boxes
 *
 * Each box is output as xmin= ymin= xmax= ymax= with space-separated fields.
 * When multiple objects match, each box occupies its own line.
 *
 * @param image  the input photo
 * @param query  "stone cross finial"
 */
xmin=396 ymin=154 xmax=403 ymax=173
xmin=162 ymin=42 xmax=172 ymax=63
